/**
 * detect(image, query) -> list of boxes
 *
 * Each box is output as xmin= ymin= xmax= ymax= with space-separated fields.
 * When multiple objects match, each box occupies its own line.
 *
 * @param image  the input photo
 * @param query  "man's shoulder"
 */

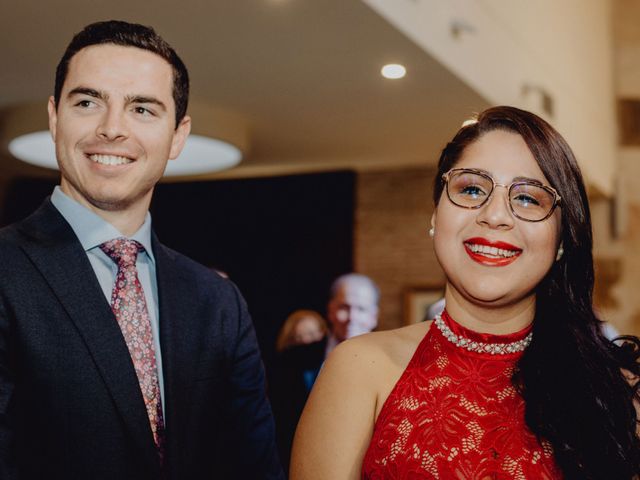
xmin=0 ymin=221 xmax=24 ymax=245
xmin=0 ymin=225 xmax=29 ymax=275
xmin=154 ymin=241 xmax=223 ymax=281
xmin=0 ymin=198 xmax=67 ymax=246
xmin=152 ymin=240 xmax=238 ymax=300
xmin=0 ymin=210 xmax=47 ymax=255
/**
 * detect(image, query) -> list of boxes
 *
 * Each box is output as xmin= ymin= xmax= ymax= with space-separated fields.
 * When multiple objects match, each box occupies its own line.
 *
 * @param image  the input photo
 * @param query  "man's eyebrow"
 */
xmin=67 ymin=87 xmax=107 ymax=100
xmin=126 ymin=95 xmax=167 ymax=111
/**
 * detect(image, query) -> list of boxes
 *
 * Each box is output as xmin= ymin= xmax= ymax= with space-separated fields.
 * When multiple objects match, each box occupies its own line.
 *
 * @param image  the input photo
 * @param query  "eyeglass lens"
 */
xmin=447 ymin=170 xmax=556 ymax=221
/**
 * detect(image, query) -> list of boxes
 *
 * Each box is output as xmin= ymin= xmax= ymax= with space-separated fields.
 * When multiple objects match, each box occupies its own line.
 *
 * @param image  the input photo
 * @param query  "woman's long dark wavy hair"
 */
xmin=433 ymin=106 xmax=640 ymax=478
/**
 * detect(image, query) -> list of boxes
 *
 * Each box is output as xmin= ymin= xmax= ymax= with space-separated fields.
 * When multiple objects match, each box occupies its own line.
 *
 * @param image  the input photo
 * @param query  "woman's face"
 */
xmin=432 ymin=129 xmax=562 ymax=309
xmin=293 ymin=316 xmax=325 ymax=345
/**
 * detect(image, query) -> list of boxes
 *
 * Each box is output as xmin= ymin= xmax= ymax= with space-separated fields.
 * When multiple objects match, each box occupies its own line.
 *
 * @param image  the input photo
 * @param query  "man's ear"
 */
xmin=169 ymin=115 xmax=192 ymax=160
xmin=47 ymin=96 xmax=57 ymax=143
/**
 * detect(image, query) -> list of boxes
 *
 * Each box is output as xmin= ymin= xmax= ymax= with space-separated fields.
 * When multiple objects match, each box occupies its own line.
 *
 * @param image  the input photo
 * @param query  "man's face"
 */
xmin=48 ymin=44 xmax=190 ymax=217
xmin=327 ymin=282 xmax=378 ymax=342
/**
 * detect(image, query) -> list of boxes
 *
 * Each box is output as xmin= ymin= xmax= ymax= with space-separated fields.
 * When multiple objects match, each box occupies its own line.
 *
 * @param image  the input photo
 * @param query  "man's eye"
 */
xmin=76 ymin=100 xmax=94 ymax=108
xmin=134 ymin=106 xmax=154 ymax=116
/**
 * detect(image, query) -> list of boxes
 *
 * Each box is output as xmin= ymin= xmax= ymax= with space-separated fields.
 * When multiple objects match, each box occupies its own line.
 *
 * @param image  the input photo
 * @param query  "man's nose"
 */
xmin=96 ymin=107 xmax=129 ymax=141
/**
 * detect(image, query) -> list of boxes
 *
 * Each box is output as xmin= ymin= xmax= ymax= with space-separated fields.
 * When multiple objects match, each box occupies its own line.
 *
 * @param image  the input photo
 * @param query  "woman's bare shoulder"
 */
xmin=290 ymin=321 xmax=433 ymax=480
xmin=325 ymin=321 xmax=433 ymax=390
xmin=337 ymin=320 xmax=432 ymax=360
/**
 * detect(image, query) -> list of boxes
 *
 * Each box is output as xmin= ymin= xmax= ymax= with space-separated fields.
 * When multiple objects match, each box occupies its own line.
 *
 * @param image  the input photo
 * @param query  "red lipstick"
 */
xmin=463 ymin=237 xmax=522 ymax=267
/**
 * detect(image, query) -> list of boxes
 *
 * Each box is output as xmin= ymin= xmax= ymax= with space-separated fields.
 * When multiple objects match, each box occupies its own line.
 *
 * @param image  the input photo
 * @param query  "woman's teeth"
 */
xmin=466 ymin=243 xmax=519 ymax=258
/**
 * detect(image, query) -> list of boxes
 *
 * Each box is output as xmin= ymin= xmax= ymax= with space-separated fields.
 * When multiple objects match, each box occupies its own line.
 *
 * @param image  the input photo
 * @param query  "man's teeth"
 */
xmin=89 ymin=154 xmax=132 ymax=166
xmin=466 ymin=243 xmax=519 ymax=258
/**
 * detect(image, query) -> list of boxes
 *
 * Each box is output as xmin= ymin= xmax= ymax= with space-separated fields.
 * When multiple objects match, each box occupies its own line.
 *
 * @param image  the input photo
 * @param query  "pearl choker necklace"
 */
xmin=434 ymin=313 xmax=532 ymax=355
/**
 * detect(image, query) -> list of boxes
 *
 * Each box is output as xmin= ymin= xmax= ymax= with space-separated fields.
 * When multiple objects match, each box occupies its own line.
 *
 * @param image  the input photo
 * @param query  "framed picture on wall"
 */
xmin=403 ymin=284 xmax=445 ymax=325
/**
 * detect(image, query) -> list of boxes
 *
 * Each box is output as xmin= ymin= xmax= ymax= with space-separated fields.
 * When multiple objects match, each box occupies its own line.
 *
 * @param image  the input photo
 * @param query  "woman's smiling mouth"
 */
xmin=463 ymin=237 xmax=522 ymax=266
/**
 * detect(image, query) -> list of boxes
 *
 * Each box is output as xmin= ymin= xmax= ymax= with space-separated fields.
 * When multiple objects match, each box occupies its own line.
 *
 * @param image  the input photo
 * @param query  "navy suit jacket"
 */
xmin=0 ymin=200 xmax=284 ymax=479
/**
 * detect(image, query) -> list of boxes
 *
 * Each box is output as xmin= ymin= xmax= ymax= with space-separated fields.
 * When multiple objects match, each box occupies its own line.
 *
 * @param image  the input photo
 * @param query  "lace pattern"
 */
xmin=361 ymin=310 xmax=562 ymax=479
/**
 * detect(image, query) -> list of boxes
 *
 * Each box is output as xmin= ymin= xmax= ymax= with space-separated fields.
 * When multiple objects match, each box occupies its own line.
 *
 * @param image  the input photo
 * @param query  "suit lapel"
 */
xmin=153 ymin=237 xmax=200 ymax=461
xmin=17 ymin=201 xmax=161 ymax=474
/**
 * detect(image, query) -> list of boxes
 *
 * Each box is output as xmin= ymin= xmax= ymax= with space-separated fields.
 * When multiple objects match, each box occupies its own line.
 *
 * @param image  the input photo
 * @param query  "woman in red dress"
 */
xmin=291 ymin=106 xmax=640 ymax=479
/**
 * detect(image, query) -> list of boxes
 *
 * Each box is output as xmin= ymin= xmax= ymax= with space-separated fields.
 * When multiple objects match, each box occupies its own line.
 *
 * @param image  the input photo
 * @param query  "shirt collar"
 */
xmin=50 ymin=186 xmax=155 ymax=264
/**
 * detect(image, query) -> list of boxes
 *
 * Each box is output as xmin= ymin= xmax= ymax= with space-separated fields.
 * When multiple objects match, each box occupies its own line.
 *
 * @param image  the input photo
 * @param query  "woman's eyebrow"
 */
xmin=512 ymin=176 xmax=543 ymax=185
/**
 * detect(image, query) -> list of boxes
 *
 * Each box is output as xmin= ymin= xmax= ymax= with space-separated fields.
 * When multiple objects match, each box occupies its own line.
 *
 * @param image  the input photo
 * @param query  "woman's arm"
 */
xmin=290 ymin=338 xmax=380 ymax=479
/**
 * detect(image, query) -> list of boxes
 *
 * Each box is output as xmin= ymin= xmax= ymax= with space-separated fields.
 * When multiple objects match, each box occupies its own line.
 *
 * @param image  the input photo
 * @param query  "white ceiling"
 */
xmin=0 ymin=0 xmax=488 ymax=181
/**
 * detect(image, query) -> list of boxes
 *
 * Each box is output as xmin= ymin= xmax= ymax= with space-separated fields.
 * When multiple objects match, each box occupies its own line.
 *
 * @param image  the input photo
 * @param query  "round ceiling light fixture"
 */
xmin=381 ymin=63 xmax=406 ymax=80
xmin=2 ymin=101 xmax=249 ymax=178
xmin=8 ymin=131 xmax=242 ymax=177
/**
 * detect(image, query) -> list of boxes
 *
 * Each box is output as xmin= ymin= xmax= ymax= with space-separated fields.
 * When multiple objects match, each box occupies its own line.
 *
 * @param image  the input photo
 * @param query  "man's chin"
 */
xmin=86 ymin=188 xmax=152 ymax=213
xmin=86 ymin=196 xmax=134 ymax=212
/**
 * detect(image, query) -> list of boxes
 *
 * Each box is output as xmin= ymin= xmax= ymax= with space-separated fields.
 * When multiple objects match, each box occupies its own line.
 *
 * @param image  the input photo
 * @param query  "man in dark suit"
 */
xmin=0 ymin=20 xmax=283 ymax=479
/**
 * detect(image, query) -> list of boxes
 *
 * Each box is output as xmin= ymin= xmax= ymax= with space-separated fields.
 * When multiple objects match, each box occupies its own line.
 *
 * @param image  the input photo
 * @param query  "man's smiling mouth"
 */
xmin=89 ymin=154 xmax=133 ymax=166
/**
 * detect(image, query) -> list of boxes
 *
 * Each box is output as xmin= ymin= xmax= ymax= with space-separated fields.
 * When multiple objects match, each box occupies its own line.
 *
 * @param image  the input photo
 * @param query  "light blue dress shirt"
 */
xmin=50 ymin=186 xmax=166 ymax=414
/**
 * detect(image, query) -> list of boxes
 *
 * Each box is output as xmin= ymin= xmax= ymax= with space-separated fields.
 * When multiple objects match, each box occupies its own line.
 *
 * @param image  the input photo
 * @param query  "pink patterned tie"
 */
xmin=100 ymin=238 xmax=165 ymax=457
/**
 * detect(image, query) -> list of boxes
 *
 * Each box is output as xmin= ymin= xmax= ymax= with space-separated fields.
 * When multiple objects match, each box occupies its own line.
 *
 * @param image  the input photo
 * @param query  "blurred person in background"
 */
xmin=276 ymin=309 xmax=328 ymax=353
xmin=324 ymin=273 xmax=380 ymax=355
xmin=271 ymin=273 xmax=380 ymax=475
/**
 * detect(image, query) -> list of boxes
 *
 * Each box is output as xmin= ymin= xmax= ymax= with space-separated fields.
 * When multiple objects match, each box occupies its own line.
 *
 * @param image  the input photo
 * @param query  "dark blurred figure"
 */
xmin=270 ymin=273 xmax=379 ymax=475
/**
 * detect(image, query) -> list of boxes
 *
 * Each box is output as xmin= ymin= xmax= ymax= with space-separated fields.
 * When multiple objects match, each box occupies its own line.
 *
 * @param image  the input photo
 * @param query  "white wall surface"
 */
xmin=363 ymin=0 xmax=617 ymax=195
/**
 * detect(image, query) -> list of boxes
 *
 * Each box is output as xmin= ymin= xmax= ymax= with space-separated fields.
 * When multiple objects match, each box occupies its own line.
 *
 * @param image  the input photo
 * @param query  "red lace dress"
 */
xmin=361 ymin=310 xmax=562 ymax=479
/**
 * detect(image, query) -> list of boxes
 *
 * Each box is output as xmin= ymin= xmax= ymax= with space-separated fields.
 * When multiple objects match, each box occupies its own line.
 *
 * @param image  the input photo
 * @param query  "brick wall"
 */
xmin=355 ymin=167 xmax=445 ymax=331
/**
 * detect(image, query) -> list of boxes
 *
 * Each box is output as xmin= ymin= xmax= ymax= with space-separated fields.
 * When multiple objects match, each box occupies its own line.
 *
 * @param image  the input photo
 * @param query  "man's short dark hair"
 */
xmin=54 ymin=20 xmax=189 ymax=128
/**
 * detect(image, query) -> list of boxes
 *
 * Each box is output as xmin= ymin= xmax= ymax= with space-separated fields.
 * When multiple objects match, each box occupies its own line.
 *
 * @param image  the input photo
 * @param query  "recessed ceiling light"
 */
xmin=381 ymin=64 xmax=406 ymax=80
xmin=8 ymin=131 xmax=242 ymax=177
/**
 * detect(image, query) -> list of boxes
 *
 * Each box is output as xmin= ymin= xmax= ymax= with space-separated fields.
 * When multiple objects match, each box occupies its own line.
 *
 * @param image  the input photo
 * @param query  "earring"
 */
xmin=428 ymin=227 xmax=435 ymax=238
xmin=555 ymin=245 xmax=564 ymax=261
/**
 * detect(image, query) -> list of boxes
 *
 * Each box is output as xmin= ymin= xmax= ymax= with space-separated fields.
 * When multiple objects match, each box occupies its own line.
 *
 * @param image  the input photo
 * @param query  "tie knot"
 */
xmin=100 ymin=238 xmax=143 ymax=267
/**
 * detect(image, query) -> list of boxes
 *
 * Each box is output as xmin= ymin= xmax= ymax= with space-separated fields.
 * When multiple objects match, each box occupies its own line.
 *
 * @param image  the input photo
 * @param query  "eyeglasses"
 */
xmin=442 ymin=168 xmax=561 ymax=222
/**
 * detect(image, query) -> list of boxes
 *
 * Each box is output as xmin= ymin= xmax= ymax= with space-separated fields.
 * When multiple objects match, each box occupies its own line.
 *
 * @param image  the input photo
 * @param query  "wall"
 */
xmin=363 ymin=0 xmax=617 ymax=196
xmin=355 ymin=167 xmax=444 ymax=331
xmin=598 ymin=149 xmax=640 ymax=335
xmin=589 ymin=0 xmax=640 ymax=336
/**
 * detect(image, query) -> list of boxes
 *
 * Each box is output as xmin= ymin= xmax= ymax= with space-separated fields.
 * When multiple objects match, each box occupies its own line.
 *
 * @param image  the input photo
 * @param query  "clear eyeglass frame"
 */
xmin=441 ymin=167 xmax=562 ymax=222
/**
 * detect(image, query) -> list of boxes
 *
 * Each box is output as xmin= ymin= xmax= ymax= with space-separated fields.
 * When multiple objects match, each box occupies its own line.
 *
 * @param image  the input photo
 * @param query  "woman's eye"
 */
xmin=460 ymin=185 xmax=486 ymax=198
xmin=513 ymin=194 xmax=540 ymax=206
